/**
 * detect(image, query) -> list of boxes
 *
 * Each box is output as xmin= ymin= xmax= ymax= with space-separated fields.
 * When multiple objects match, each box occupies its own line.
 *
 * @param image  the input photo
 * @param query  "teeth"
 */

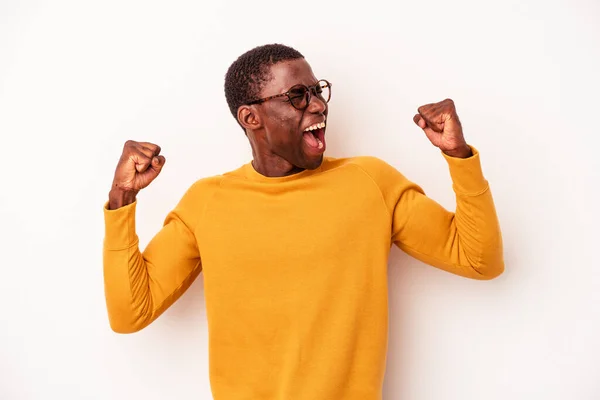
xmin=304 ymin=121 xmax=326 ymax=132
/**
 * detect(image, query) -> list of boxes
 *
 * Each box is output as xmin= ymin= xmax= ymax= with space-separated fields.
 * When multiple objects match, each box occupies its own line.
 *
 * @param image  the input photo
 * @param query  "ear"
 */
xmin=237 ymin=105 xmax=263 ymax=131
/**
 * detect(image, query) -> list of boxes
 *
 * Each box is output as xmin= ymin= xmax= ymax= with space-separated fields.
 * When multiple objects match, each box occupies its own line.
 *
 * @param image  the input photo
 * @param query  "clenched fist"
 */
xmin=108 ymin=140 xmax=166 ymax=209
xmin=413 ymin=98 xmax=472 ymax=159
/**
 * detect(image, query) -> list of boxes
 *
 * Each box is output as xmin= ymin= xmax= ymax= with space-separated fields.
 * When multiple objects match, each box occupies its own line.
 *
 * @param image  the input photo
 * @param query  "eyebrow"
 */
xmin=285 ymin=80 xmax=320 ymax=90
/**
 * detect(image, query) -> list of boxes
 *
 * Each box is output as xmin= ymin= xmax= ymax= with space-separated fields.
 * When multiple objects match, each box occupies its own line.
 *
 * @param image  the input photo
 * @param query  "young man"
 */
xmin=103 ymin=43 xmax=504 ymax=399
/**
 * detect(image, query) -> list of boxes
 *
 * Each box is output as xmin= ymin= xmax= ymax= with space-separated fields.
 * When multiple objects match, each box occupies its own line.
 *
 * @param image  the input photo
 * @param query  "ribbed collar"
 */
xmin=237 ymin=160 xmax=326 ymax=183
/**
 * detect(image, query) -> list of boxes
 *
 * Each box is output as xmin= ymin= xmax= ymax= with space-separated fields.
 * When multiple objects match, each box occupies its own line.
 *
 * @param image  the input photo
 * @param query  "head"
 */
xmin=224 ymin=44 xmax=330 ymax=172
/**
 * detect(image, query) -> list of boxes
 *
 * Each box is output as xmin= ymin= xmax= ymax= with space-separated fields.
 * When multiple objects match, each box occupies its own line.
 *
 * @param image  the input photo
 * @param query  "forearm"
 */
xmin=104 ymin=249 xmax=155 ymax=333
xmin=393 ymin=146 xmax=504 ymax=279
xmin=444 ymin=146 xmax=503 ymax=277
xmin=103 ymin=201 xmax=155 ymax=333
xmin=102 ymin=198 xmax=203 ymax=333
xmin=449 ymin=182 xmax=504 ymax=278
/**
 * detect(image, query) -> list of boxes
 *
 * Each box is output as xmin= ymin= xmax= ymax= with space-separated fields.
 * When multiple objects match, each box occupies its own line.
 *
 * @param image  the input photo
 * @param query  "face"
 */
xmin=249 ymin=58 xmax=329 ymax=170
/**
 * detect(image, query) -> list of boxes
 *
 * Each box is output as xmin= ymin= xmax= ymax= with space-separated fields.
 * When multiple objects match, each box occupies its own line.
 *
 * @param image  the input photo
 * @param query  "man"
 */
xmin=103 ymin=43 xmax=503 ymax=399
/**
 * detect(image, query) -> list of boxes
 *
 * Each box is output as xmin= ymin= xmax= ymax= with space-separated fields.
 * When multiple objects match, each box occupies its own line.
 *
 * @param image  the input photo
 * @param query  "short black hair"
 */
xmin=224 ymin=43 xmax=304 ymax=126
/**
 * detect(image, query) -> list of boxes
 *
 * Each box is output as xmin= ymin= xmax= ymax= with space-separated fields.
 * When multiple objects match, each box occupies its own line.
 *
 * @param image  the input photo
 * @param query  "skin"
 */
xmin=236 ymin=58 xmax=329 ymax=177
xmin=413 ymin=98 xmax=472 ymax=159
xmin=108 ymin=140 xmax=164 ymax=209
xmin=107 ymin=58 xmax=471 ymax=209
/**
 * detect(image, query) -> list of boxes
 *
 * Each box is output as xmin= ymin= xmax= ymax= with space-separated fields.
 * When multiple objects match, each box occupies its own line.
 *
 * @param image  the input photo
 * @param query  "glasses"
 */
xmin=246 ymin=79 xmax=331 ymax=110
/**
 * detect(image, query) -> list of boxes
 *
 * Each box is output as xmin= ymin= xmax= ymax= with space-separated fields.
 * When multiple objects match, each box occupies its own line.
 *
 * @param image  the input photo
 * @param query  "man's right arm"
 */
xmin=103 ymin=189 xmax=203 ymax=333
xmin=102 ymin=140 xmax=203 ymax=333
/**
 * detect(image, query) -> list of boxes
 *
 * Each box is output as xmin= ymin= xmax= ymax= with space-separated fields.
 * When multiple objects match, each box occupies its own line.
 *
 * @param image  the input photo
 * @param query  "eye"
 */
xmin=288 ymin=86 xmax=307 ymax=100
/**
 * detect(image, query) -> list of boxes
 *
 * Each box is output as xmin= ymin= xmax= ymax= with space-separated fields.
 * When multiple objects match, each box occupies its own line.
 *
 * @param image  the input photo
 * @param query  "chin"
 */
xmin=304 ymin=155 xmax=324 ymax=170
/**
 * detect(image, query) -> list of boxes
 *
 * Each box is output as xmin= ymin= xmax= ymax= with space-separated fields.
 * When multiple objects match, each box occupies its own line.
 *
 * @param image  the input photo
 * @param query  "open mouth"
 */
xmin=302 ymin=121 xmax=326 ymax=151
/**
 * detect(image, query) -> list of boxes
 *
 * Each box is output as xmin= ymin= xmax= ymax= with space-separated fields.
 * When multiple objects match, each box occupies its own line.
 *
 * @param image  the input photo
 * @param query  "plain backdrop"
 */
xmin=1 ymin=0 xmax=599 ymax=399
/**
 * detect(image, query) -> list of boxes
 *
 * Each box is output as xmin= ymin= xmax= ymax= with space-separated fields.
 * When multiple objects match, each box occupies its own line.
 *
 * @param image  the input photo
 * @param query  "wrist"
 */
xmin=108 ymin=188 xmax=138 ymax=210
xmin=443 ymin=145 xmax=472 ymax=159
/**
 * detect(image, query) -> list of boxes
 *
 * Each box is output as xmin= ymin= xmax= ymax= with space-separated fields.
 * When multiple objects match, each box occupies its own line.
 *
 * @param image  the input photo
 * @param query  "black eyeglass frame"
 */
xmin=246 ymin=79 xmax=332 ymax=110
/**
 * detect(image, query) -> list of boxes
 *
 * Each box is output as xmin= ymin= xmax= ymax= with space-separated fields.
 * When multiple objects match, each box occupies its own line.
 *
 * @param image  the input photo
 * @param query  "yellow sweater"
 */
xmin=103 ymin=146 xmax=503 ymax=399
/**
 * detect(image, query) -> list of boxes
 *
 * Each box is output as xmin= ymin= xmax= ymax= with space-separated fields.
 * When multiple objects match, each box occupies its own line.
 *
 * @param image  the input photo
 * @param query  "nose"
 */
xmin=306 ymin=91 xmax=327 ymax=114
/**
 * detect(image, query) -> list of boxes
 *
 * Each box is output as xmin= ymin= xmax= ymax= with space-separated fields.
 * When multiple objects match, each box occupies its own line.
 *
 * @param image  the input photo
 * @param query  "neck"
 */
xmin=251 ymin=151 xmax=304 ymax=177
xmin=248 ymin=130 xmax=304 ymax=177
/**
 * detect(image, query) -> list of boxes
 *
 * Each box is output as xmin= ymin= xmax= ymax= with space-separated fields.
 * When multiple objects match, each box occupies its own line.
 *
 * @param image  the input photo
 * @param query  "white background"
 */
xmin=1 ymin=0 xmax=599 ymax=399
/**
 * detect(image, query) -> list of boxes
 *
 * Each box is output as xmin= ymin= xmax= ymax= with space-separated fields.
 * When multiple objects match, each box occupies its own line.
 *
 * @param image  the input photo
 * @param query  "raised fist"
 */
xmin=108 ymin=140 xmax=165 ymax=209
xmin=413 ymin=98 xmax=471 ymax=158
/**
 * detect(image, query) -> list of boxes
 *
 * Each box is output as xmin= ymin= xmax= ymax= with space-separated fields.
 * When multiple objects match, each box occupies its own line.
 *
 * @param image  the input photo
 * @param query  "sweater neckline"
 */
xmin=240 ymin=160 xmax=325 ymax=183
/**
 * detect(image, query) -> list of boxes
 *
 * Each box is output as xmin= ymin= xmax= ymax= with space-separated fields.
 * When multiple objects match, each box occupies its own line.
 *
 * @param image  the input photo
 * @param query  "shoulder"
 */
xmin=187 ymin=174 xmax=224 ymax=191
xmin=167 ymin=175 xmax=224 ymax=227
xmin=324 ymin=155 xmax=408 ymax=184
xmin=183 ymin=174 xmax=224 ymax=198
xmin=174 ymin=175 xmax=224 ymax=211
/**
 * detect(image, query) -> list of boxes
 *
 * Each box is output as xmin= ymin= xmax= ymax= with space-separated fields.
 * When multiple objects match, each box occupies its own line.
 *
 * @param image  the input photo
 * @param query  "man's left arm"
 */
xmin=391 ymin=99 xmax=504 ymax=279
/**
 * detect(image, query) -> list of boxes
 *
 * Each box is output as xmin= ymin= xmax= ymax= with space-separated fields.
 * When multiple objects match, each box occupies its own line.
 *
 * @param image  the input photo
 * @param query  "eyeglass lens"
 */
xmin=289 ymin=81 xmax=331 ymax=109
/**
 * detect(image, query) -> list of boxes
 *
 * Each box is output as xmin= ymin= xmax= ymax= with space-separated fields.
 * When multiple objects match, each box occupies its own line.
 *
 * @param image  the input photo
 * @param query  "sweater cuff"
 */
xmin=442 ymin=145 xmax=488 ymax=195
xmin=103 ymin=200 xmax=139 ymax=250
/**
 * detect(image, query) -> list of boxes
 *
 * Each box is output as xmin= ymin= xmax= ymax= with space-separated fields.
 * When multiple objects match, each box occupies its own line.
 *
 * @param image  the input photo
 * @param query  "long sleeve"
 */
xmin=360 ymin=146 xmax=504 ymax=279
xmin=102 ymin=183 xmax=205 ymax=333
